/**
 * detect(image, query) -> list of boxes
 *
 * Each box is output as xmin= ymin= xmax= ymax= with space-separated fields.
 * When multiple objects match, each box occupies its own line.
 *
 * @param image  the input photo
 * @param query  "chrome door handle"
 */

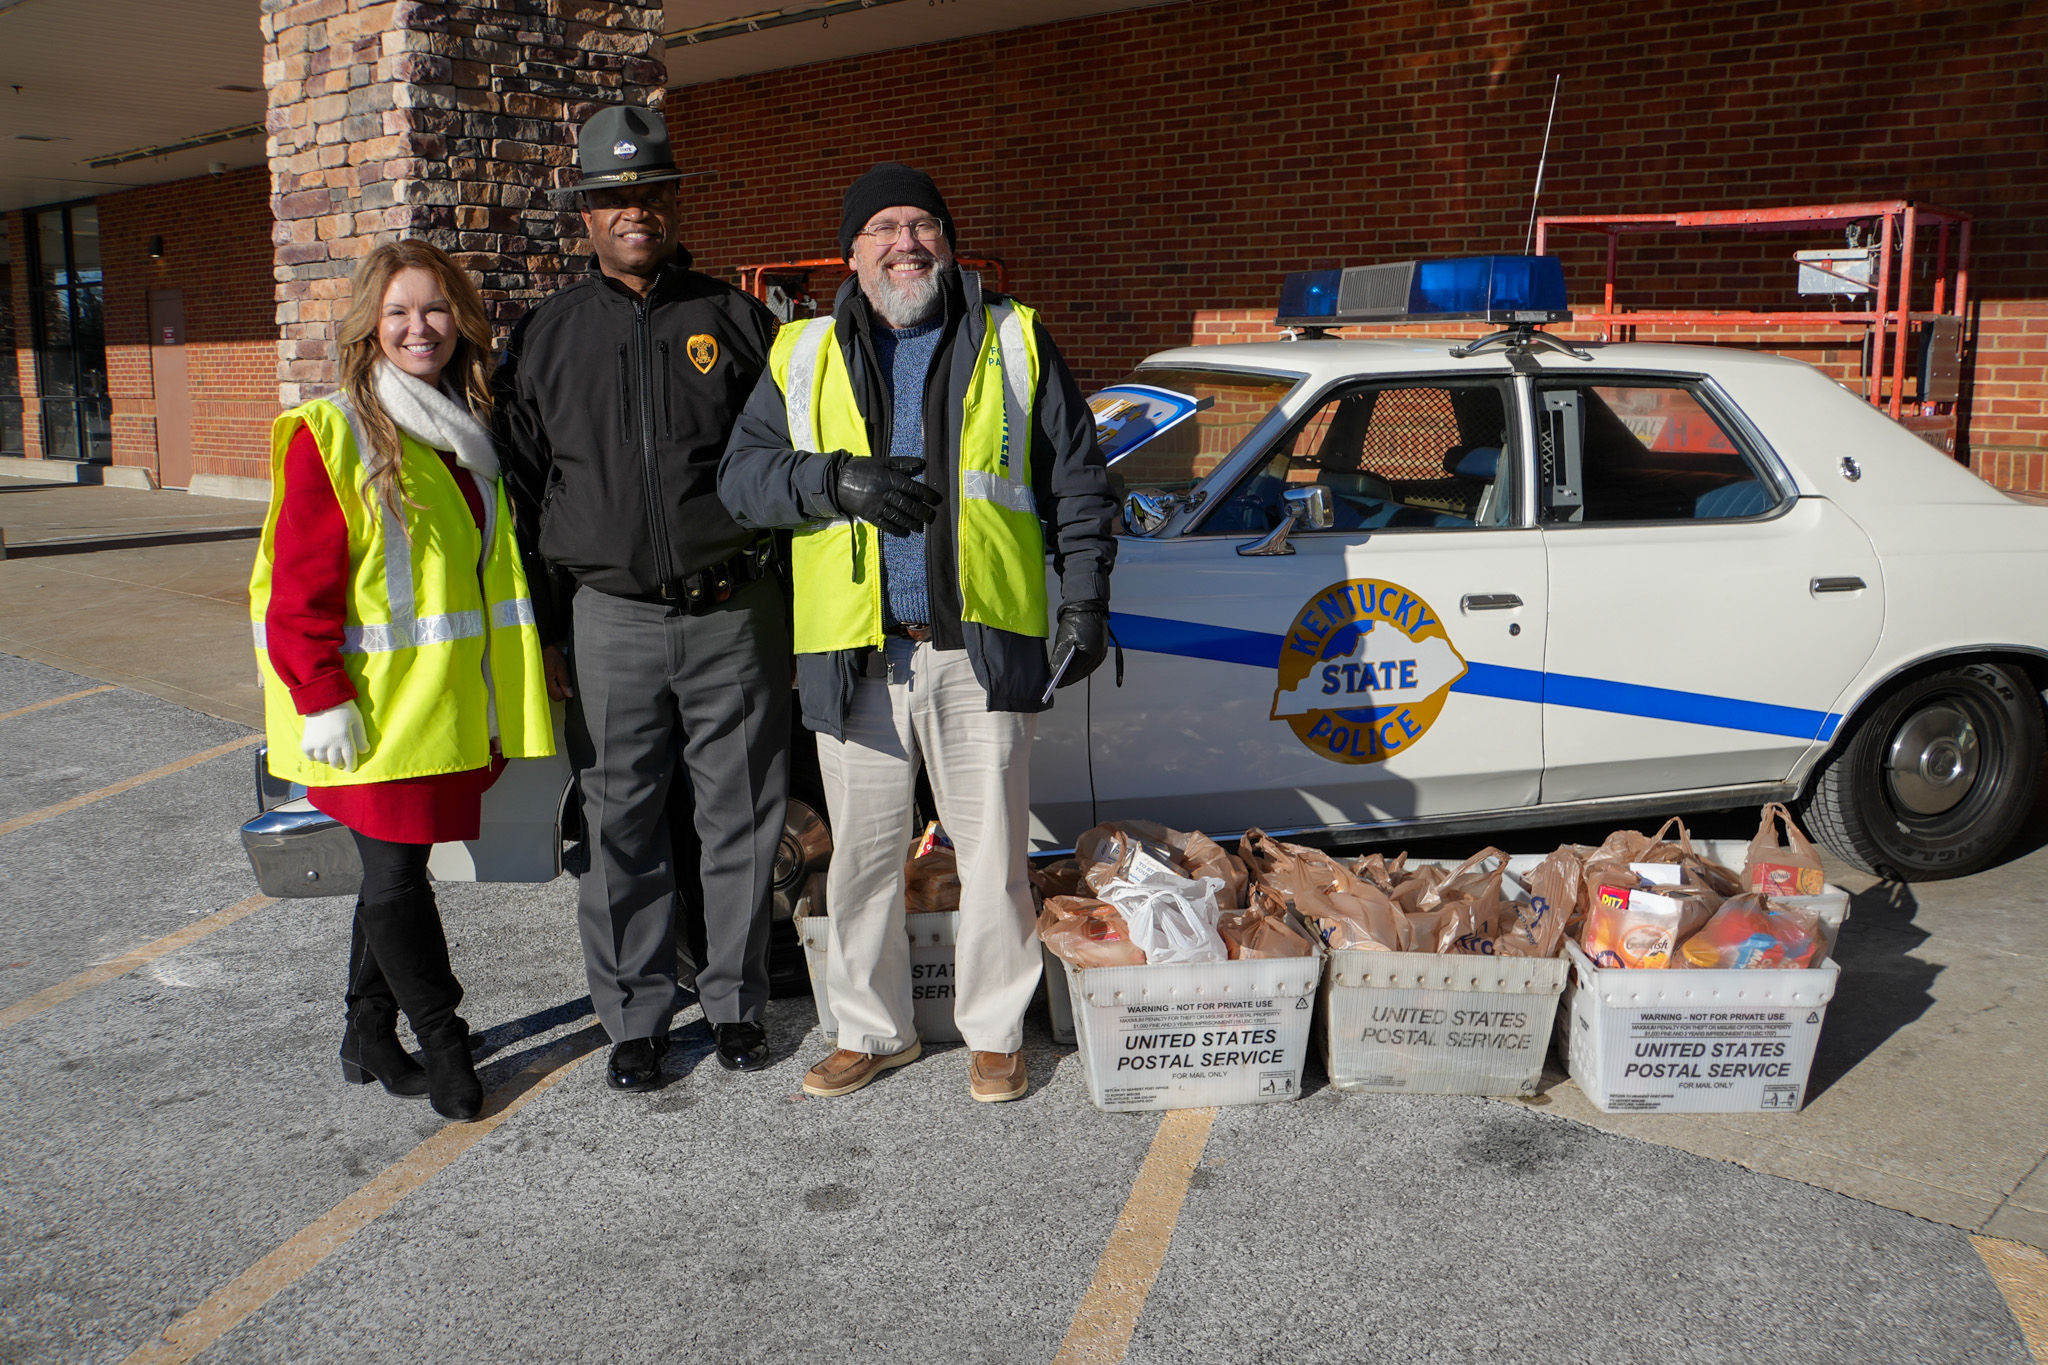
xmin=1461 ymin=593 xmax=1523 ymax=611
xmin=1811 ymin=577 xmax=1867 ymax=594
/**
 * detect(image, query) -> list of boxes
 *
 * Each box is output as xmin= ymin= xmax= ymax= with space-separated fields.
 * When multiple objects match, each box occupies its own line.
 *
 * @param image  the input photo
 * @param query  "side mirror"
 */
xmin=1122 ymin=488 xmax=1177 ymax=537
xmin=1286 ymin=483 xmax=1334 ymax=530
xmin=1237 ymin=483 xmax=1332 ymax=556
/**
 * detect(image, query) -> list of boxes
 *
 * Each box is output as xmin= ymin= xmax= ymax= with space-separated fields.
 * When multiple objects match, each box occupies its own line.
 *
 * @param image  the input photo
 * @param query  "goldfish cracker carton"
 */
xmin=1581 ymin=887 xmax=1687 ymax=969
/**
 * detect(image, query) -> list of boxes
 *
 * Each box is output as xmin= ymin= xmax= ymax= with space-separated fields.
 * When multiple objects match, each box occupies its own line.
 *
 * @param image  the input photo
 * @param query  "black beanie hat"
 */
xmin=838 ymin=162 xmax=956 ymax=261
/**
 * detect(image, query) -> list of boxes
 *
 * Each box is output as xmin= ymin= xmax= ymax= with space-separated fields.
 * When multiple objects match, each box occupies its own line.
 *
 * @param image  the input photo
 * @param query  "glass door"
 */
xmin=27 ymin=202 xmax=110 ymax=463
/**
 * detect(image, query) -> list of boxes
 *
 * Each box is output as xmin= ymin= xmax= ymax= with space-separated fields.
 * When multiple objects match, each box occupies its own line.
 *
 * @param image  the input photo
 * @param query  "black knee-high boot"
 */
xmin=340 ymin=903 xmax=430 ymax=1098
xmin=353 ymin=886 xmax=483 ymax=1120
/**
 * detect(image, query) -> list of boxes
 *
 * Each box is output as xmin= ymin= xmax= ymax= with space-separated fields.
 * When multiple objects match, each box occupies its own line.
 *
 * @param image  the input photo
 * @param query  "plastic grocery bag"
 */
xmin=1351 ymin=850 xmax=1410 ymax=894
xmin=1036 ymin=895 xmax=1148 ymax=968
xmin=1679 ymin=892 xmax=1823 ymax=969
xmin=1217 ymin=890 xmax=1317 ymax=960
xmin=1243 ymin=829 xmax=1406 ymax=951
xmin=1406 ymin=847 xmax=1508 ymax=954
xmin=1496 ymin=847 xmax=1579 ymax=958
xmin=1745 ymin=804 xmax=1827 ymax=896
xmin=1029 ymin=857 xmax=1087 ymax=905
xmin=1075 ymin=820 xmax=1247 ymax=909
xmin=1100 ymin=869 xmax=1230 ymax=966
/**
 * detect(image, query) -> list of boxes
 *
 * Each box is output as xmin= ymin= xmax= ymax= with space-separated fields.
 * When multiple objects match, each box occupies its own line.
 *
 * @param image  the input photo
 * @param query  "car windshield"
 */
xmin=1087 ymin=367 xmax=1297 ymax=499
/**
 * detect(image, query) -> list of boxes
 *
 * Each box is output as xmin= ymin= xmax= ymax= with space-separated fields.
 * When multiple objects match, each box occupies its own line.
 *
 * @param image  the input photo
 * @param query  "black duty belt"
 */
xmin=664 ymin=540 xmax=775 ymax=614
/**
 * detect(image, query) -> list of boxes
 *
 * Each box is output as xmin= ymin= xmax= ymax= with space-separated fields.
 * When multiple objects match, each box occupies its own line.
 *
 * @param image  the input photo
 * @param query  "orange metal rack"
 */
xmin=1536 ymin=201 xmax=1971 ymax=449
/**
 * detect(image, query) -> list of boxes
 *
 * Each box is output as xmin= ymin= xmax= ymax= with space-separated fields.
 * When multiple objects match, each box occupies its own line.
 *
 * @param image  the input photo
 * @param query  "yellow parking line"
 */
xmin=0 ymin=732 xmax=259 ymax=838
xmin=1975 ymin=1236 xmax=2048 ymax=1362
xmin=118 ymin=1028 xmax=608 ymax=1365
xmin=1052 ymin=1107 xmax=1218 ymax=1365
xmin=0 ymin=892 xmax=276 ymax=1031
xmin=0 ymin=683 xmax=116 ymax=722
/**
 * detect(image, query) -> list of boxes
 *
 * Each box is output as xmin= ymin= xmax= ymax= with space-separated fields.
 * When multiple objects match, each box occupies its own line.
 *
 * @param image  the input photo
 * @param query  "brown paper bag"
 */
xmin=1036 ymin=895 xmax=1148 ymax=968
xmin=904 ymin=849 xmax=961 ymax=913
xmin=1745 ymin=803 xmax=1827 ymax=896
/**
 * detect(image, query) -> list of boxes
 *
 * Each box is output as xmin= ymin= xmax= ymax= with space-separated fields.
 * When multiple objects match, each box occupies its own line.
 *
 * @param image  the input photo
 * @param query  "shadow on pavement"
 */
xmin=471 ymin=995 xmax=596 ymax=1063
xmin=1804 ymin=879 xmax=1938 ymax=1102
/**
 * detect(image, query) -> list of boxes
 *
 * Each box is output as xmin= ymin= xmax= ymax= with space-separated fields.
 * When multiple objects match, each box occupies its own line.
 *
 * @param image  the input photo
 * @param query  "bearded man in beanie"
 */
xmin=496 ymin=104 xmax=788 ymax=1088
xmin=719 ymin=163 xmax=1117 ymax=1102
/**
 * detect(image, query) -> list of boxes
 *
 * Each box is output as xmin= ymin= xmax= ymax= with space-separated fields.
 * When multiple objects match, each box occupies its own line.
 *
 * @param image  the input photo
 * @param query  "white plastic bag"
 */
xmin=1101 ymin=872 xmax=1229 ymax=966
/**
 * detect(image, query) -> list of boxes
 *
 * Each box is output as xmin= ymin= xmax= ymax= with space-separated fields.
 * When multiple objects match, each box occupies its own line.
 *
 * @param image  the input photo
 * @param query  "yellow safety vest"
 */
xmin=249 ymin=395 xmax=555 ymax=786
xmin=771 ymin=301 xmax=1049 ymax=654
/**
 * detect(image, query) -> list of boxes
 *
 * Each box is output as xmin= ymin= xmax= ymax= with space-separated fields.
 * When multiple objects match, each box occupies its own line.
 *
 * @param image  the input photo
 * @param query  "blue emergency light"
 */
xmin=1275 ymin=255 xmax=1569 ymax=328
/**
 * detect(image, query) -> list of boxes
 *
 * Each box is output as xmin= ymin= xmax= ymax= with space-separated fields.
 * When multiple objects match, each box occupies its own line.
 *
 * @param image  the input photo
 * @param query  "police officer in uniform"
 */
xmin=497 ymin=105 xmax=787 ymax=1088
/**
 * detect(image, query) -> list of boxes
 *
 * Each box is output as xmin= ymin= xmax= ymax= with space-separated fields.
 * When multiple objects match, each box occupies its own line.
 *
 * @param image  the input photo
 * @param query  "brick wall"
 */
xmin=663 ymin=0 xmax=2048 ymax=483
xmin=98 ymin=168 xmax=276 ymax=485
xmin=264 ymin=0 xmax=666 ymax=408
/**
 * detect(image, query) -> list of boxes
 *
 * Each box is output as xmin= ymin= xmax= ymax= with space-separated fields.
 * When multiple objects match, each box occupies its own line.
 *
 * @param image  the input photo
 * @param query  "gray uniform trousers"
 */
xmin=567 ymin=576 xmax=790 ymax=1040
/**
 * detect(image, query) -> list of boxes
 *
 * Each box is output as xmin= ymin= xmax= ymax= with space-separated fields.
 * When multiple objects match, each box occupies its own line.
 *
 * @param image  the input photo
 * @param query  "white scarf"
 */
xmin=373 ymin=359 xmax=499 ymax=479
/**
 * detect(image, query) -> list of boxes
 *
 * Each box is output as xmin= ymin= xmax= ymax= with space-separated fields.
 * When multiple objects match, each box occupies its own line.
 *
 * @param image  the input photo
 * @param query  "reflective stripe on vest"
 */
xmin=772 ymin=297 xmax=1049 ymax=649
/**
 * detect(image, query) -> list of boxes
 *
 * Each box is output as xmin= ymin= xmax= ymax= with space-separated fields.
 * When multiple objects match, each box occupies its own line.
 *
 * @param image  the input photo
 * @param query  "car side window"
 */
xmin=1197 ymin=380 xmax=1517 ymax=534
xmin=1536 ymin=379 xmax=1783 ymax=524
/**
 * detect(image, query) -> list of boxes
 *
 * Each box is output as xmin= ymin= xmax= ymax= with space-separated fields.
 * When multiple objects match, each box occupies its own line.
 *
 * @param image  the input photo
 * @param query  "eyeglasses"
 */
xmin=856 ymin=218 xmax=945 ymax=244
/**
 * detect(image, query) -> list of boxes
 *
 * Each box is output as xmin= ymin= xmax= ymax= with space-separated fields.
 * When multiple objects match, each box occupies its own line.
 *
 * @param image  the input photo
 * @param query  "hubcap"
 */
xmin=1885 ymin=704 xmax=1981 ymax=816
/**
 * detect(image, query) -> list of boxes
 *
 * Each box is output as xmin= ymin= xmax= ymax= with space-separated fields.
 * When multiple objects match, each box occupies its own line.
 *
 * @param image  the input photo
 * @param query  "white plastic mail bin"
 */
xmin=1063 ymin=942 xmax=1324 ymax=1113
xmin=1561 ymin=939 xmax=1841 ymax=1114
xmin=1319 ymin=951 xmax=1568 ymax=1096
xmin=797 ymin=910 xmax=964 ymax=1045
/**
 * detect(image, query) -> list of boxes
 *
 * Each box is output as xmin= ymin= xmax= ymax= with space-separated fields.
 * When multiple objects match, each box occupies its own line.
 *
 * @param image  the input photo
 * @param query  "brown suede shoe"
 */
xmin=969 ymin=1050 xmax=1028 ymax=1103
xmin=801 ymin=1041 xmax=922 ymax=1098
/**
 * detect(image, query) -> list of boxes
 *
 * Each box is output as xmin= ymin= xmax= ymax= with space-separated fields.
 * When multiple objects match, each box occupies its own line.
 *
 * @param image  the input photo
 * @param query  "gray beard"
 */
xmin=864 ymin=267 xmax=942 ymax=329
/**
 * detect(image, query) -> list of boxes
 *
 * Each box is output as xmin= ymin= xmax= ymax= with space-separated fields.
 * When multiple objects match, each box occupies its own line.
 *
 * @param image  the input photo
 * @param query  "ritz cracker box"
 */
xmin=1061 ymin=938 xmax=1325 ymax=1113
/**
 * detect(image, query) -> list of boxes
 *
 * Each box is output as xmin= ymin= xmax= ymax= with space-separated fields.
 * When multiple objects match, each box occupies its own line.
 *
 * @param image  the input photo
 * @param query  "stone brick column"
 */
xmin=263 ymin=0 xmax=667 ymax=409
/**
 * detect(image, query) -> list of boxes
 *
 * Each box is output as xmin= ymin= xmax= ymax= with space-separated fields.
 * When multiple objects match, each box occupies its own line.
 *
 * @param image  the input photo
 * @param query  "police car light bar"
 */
xmin=1275 ymin=255 xmax=1570 ymax=328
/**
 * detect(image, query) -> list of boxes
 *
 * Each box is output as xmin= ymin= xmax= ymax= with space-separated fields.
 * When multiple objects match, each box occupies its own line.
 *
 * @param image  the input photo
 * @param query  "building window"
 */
xmin=26 ymin=202 xmax=110 ymax=464
xmin=0 ymin=230 xmax=20 ymax=456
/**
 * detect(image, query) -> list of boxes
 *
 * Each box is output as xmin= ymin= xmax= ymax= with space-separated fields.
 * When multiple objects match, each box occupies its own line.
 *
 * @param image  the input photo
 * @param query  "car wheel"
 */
xmin=1800 ymin=661 xmax=2045 ymax=880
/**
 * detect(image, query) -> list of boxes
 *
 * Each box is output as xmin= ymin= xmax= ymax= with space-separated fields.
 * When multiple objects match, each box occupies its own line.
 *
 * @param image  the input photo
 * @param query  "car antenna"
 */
xmin=1523 ymin=73 xmax=1562 ymax=255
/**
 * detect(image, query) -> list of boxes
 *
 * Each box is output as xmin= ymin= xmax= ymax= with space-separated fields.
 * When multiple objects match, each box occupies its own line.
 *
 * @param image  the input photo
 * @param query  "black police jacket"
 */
xmin=495 ymin=251 xmax=777 ymax=636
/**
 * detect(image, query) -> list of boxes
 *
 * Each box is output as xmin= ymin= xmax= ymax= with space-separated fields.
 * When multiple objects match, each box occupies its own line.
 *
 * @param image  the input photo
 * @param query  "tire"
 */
xmin=1799 ymin=661 xmax=2045 ymax=880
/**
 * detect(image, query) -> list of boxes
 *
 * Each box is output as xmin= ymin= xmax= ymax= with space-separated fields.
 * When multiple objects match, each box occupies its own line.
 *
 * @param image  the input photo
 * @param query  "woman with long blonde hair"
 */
xmin=249 ymin=239 xmax=554 ymax=1121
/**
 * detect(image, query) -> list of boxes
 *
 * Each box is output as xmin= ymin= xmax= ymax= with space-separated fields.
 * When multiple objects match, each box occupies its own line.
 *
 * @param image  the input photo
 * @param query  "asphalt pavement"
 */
xmin=1 ymin=645 xmax=2040 ymax=1363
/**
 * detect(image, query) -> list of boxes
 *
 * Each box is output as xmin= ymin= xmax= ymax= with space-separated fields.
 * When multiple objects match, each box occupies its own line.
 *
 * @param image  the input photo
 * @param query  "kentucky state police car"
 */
xmin=244 ymin=257 xmax=2048 ymax=902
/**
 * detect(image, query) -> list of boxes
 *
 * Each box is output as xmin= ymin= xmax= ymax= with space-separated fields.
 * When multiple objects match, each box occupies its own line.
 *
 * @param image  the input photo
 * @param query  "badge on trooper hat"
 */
xmin=556 ymin=105 xmax=690 ymax=195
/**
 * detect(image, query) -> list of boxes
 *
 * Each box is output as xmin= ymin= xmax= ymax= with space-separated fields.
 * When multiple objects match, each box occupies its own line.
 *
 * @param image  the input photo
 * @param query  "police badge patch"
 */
xmin=687 ymin=334 xmax=718 ymax=374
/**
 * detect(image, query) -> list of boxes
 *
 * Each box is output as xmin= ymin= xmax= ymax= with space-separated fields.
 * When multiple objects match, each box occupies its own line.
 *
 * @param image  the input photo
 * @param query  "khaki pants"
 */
xmin=817 ymin=639 xmax=1040 ymax=1055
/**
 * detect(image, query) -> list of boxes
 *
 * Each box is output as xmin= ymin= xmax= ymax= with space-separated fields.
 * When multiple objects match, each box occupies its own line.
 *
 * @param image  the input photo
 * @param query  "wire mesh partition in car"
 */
xmin=1195 ymin=381 xmax=1514 ymax=534
xmin=1538 ymin=381 xmax=1775 ymax=524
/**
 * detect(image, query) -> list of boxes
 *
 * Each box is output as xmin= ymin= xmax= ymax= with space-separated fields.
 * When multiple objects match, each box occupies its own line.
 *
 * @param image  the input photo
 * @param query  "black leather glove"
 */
xmin=1050 ymin=601 xmax=1109 ymax=689
xmin=824 ymin=453 xmax=941 ymax=538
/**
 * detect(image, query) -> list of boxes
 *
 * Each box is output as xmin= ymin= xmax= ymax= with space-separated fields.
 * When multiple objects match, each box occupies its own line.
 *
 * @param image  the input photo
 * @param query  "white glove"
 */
xmin=301 ymin=700 xmax=368 ymax=773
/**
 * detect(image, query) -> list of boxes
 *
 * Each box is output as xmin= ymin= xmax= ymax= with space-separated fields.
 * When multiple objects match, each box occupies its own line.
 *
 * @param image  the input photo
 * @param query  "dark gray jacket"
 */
xmin=719 ymin=268 xmax=1117 ymax=740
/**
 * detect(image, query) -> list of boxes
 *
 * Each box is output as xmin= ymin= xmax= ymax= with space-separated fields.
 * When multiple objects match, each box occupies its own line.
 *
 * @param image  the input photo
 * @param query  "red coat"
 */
xmin=267 ymin=423 xmax=504 ymax=845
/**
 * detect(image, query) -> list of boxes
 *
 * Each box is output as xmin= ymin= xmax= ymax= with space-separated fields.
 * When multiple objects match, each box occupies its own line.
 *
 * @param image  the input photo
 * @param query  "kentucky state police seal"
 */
xmin=1271 ymin=578 xmax=1467 ymax=765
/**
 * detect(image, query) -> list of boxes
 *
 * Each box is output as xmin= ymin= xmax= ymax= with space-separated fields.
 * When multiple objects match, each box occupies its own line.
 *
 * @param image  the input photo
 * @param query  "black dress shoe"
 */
xmin=340 ymin=1025 xmax=431 ymax=1099
xmin=606 ymin=1035 xmax=671 ymax=1092
xmin=714 ymin=1021 xmax=771 ymax=1072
